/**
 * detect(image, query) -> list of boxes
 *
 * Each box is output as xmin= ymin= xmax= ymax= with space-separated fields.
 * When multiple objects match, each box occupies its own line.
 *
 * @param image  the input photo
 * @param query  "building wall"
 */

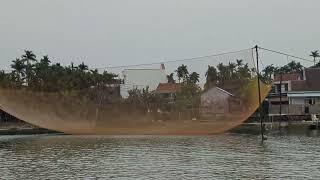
xmin=269 ymin=96 xmax=320 ymax=115
xmin=273 ymin=80 xmax=291 ymax=93
xmin=120 ymin=69 xmax=167 ymax=98
xmin=200 ymin=87 xmax=231 ymax=114
xmin=290 ymin=97 xmax=305 ymax=105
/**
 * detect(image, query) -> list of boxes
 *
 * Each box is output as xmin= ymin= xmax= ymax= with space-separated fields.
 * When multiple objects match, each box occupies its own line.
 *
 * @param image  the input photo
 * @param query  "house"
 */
xmin=151 ymin=83 xmax=182 ymax=113
xmin=120 ymin=64 xmax=167 ymax=98
xmin=268 ymin=72 xmax=302 ymax=115
xmin=200 ymin=87 xmax=242 ymax=116
xmin=268 ymin=68 xmax=320 ymax=116
xmin=153 ymin=83 xmax=182 ymax=103
xmin=217 ymin=79 xmax=249 ymax=96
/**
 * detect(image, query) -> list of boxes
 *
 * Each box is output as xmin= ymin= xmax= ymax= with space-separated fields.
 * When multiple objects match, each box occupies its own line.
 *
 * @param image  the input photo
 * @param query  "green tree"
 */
xmin=175 ymin=83 xmax=201 ymax=118
xmin=10 ymin=58 xmax=25 ymax=85
xmin=189 ymin=72 xmax=199 ymax=84
xmin=175 ymin=64 xmax=189 ymax=83
xmin=205 ymin=65 xmax=218 ymax=90
xmin=237 ymin=63 xmax=251 ymax=79
xmin=78 ymin=62 xmax=88 ymax=72
xmin=310 ymin=50 xmax=320 ymax=66
xmin=277 ymin=61 xmax=303 ymax=74
xmin=228 ymin=62 xmax=237 ymax=79
xmin=21 ymin=50 xmax=37 ymax=86
xmin=262 ymin=64 xmax=277 ymax=83
xmin=166 ymin=73 xmax=175 ymax=83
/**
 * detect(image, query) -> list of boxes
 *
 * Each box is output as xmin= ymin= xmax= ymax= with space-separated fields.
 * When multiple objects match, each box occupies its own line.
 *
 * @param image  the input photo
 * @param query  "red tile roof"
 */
xmin=274 ymin=73 xmax=301 ymax=81
xmin=291 ymin=68 xmax=320 ymax=91
xmin=305 ymin=68 xmax=320 ymax=90
xmin=154 ymin=83 xmax=182 ymax=94
xmin=291 ymin=80 xmax=307 ymax=91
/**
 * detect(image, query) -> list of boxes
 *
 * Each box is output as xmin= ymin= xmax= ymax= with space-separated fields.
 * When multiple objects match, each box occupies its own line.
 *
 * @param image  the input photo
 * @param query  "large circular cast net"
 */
xmin=0 ymin=48 xmax=271 ymax=135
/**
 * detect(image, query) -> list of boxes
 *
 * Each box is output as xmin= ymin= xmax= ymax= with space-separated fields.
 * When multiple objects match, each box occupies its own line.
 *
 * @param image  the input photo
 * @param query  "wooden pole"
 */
xmin=279 ymin=73 xmax=283 ymax=122
xmin=255 ymin=45 xmax=264 ymax=141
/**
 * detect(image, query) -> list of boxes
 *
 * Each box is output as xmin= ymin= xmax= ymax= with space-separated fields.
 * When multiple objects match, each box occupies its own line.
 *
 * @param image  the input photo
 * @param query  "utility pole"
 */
xmin=279 ymin=73 xmax=283 ymax=122
xmin=254 ymin=45 xmax=265 ymax=141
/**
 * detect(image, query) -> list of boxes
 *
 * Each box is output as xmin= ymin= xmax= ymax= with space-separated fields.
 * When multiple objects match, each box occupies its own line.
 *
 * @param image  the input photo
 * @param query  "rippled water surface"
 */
xmin=0 ymin=133 xmax=319 ymax=179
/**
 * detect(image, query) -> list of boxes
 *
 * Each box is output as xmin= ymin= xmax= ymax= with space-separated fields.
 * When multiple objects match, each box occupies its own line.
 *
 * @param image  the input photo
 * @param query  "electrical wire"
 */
xmin=2 ymin=46 xmax=314 ymax=72
xmin=258 ymin=46 xmax=314 ymax=63
xmin=94 ymin=48 xmax=253 ymax=70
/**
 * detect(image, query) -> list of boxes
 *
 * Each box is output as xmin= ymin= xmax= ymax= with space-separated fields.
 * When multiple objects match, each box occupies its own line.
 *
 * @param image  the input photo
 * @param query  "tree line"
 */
xmin=0 ymin=50 xmax=118 ymax=92
xmin=1 ymin=49 xmax=320 ymax=96
xmin=1 ymin=49 xmax=319 ymax=121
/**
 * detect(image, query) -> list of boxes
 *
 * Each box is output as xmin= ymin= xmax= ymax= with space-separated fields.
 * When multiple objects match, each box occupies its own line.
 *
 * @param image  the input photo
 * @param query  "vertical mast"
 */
xmin=255 ymin=45 xmax=264 ymax=141
xmin=279 ymin=73 xmax=283 ymax=122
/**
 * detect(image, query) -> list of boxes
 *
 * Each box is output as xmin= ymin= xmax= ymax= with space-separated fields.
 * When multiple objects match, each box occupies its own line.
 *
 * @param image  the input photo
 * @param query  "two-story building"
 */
xmin=268 ymin=68 xmax=320 ymax=117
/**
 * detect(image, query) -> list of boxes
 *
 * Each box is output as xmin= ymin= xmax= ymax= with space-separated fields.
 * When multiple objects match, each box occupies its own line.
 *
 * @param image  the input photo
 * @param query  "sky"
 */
xmin=0 ymin=0 xmax=319 ymax=72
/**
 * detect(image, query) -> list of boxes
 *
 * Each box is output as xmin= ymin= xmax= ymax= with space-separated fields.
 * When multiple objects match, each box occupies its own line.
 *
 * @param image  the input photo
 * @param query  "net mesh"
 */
xmin=0 ymin=48 xmax=271 ymax=135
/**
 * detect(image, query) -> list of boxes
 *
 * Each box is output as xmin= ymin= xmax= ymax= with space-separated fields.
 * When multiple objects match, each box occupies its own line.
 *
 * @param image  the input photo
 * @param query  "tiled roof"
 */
xmin=305 ymin=68 xmax=320 ymax=90
xmin=291 ymin=68 xmax=320 ymax=91
xmin=291 ymin=80 xmax=307 ymax=91
xmin=274 ymin=73 xmax=301 ymax=81
xmin=217 ymin=79 xmax=249 ymax=95
xmin=154 ymin=83 xmax=182 ymax=94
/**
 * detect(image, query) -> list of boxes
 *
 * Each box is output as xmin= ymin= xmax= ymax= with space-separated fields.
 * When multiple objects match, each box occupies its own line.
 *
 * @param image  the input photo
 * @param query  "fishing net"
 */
xmin=0 ymin=48 xmax=271 ymax=135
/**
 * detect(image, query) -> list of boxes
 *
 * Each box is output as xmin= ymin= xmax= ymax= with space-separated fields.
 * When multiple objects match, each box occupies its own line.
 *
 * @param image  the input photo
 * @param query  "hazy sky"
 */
xmin=0 ymin=0 xmax=319 ymax=71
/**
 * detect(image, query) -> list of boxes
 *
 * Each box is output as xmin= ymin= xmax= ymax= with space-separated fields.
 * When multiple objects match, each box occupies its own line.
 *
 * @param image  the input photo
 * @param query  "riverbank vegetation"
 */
xmin=0 ymin=50 xmax=319 ymax=122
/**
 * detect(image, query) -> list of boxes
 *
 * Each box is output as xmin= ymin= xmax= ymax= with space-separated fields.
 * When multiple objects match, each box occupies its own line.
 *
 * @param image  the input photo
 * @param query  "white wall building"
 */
xmin=120 ymin=64 xmax=167 ymax=98
xmin=269 ymin=68 xmax=320 ymax=115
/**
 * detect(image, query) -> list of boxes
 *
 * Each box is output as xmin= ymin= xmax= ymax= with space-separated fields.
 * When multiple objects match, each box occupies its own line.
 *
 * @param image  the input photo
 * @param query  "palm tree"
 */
xmin=236 ymin=59 xmax=243 ymax=67
xmin=287 ymin=61 xmax=303 ymax=74
xmin=262 ymin=64 xmax=276 ymax=80
xmin=228 ymin=62 xmax=237 ymax=79
xmin=205 ymin=65 xmax=218 ymax=89
xmin=11 ymin=58 xmax=25 ymax=75
xmin=217 ymin=63 xmax=228 ymax=84
xmin=21 ymin=50 xmax=37 ymax=85
xmin=175 ymin=64 xmax=189 ymax=83
xmin=11 ymin=58 xmax=25 ymax=85
xmin=237 ymin=63 xmax=252 ymax=79
xmin=166 ymin=73 xmax=175 ymax=83
xmin=189 ymin=72 xmax=199 ymax=84
xmin=21 ymin=50 xmax=37 ymax=62
xmin=40 ymin=55 xmax=51 ymax=66
xmin=310 ymin=50 xmax=320 ymax=66
xmin=78 ymin=62 xmax=88 ymax=71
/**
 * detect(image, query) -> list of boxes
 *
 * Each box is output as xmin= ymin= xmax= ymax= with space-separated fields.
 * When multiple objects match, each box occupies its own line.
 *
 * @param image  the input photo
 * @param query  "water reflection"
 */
xmin=0 ymin=134 xmax=319 ymax=179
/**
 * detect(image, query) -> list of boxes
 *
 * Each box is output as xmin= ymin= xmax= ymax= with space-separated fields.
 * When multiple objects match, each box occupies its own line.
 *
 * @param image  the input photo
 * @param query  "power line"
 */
xmin=1 ymin=46 xmax=313 ymax=72
xmin=258 ymin=46 xmax=314 ymax=63
xmin=94 ymin=48 xmax=253 ymax=70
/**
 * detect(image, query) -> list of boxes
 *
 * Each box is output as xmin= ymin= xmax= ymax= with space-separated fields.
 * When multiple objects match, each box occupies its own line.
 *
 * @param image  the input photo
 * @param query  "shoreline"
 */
xmin=0 ymin=121 xmax=318 ymax=136
xmin=0 ymin=127 xmax=61 ymax=135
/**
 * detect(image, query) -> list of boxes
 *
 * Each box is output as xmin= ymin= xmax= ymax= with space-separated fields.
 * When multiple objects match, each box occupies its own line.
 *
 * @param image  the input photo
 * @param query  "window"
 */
xmin=276 ymin=84 xmax=281 ymax=93
xmin=284 ymin=84 xmax=288 ymax=92
xmin=305 ymin=98 xmax=315 ymax=105
xmin=271 ymin=86 xmax=276 ymax=93
xmin=274 ymin=83 xmax=288 ymax=93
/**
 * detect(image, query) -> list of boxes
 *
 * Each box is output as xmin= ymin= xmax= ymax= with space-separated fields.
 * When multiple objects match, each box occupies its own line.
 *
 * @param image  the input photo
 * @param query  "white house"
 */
xmin=269 ymin=68 xmax=320 ymax=115
xmin=120 ymin=64 xmax=167 ymax=98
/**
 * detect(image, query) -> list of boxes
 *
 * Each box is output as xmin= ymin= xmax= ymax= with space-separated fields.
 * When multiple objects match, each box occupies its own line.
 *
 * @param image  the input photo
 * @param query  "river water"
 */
xmin=0 ymin=133 xmax=319 ymax=180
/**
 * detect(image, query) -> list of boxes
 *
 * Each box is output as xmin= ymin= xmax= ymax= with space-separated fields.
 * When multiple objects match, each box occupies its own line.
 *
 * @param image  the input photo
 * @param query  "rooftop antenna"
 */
xmin=255 ymin=45 xmax=266 ymax=141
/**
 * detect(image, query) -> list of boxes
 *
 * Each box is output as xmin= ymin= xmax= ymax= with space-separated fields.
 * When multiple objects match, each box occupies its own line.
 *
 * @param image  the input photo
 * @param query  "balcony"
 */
xmin=269 ymin=104 xmax=320 ymax=115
